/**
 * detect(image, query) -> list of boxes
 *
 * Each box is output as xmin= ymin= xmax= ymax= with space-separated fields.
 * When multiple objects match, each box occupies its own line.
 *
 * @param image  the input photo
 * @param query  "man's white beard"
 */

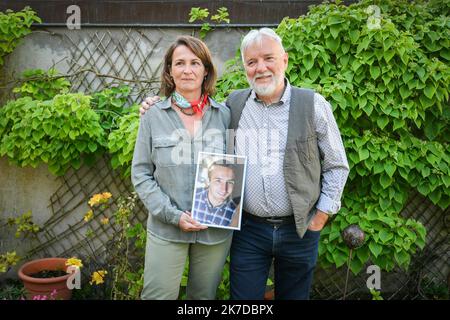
xmin=248 ymin=72 xmax=282 ymax=97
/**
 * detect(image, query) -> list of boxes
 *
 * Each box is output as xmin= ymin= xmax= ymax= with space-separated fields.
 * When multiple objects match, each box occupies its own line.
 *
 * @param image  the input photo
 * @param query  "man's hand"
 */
xmin=179 ymin=211 xmax=208 ymax=232
xmin=139 ymin=96 xmax=160 ymax=117
xmin=308 ymin=210 xmax=330 ymax=232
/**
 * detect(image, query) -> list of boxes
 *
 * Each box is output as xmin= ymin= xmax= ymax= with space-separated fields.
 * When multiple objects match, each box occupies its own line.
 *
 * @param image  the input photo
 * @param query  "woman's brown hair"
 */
xmin=160 ymin=35 xmax=217 ymax=97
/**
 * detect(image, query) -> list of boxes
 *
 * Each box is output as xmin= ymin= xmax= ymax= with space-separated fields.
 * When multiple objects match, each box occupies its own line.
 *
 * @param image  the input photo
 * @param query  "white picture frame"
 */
xmin=191 ymin=152 xmax=247 ymax=230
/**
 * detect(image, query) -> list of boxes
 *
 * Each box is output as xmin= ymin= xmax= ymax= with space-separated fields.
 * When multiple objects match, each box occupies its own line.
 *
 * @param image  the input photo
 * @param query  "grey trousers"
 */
xmin=141 ymin=231 xmax=232 ymax=300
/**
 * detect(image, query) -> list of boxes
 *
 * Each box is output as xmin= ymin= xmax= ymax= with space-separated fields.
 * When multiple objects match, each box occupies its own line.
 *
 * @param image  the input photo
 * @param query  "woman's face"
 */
xmin=170 ymin=45 xmax=207 ymax=96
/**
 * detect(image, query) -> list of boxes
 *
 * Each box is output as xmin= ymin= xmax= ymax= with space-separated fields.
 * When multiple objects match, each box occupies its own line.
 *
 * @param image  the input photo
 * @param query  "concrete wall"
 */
xmin=1 ymin=27 xmax=247 ymax=103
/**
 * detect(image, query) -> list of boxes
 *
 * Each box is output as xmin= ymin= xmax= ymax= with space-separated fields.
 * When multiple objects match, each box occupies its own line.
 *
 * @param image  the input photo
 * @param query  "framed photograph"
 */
xmin=192 ymin=152 xmax=247 ymax=230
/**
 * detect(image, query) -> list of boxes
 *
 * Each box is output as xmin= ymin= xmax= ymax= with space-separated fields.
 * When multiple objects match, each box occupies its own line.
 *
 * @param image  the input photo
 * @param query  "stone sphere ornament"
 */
xmin=341 ymin=224 xmax=365 ymax=249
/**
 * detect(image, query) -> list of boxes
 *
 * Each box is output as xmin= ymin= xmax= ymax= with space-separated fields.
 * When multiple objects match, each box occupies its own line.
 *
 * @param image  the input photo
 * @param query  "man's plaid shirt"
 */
xmin=193 ymin=188 xmax=237 ymax=227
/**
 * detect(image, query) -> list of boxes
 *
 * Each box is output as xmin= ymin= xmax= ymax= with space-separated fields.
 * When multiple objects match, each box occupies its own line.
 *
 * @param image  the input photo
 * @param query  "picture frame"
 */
xmin=191 ymin=152 xmax=247 ymax=230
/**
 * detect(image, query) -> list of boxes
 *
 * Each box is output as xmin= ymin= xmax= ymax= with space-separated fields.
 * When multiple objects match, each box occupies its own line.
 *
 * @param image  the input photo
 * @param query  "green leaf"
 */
xmin=384 ymin=162 xmax=396 ymax=177
xmin=379 ymin=230 xmax=393 ymax=243
xmin=88 ymin=142 xmax=97 ymax=153
xmin=332 ymin=250 xmax=348 ymax=268
xmin=348 ymin=30 xmax=359 ymax=44
xmin=325 ymin=37 xmax=340 ymax=53
xmin=393 ymin=119 xmax=405 ymax=131
xmin=428 ymin=189 xmax=441 ymax=205
xmin=71 ymin=157 xmax=81 ymax=170
xmin=328 ymin=16 xmax=345 ymax=25
xmin=330 ymin=25 xmax=340 ymax=39
xmin=373 ymin=162 xmax=384 ymax=174
xmin=75 ymin=141 xmax=87 ymax=152
xmin=417 ymin=181 xmax=430 ymax=196
xmin=423 ymin=84 xmax=436 ymax=99
xmin=350 ymin=257 xmax=364 ymax=275
xmin=442 ymin=175 xmax=450 ymax=188
xmin=68 ymin=130 xmax=78 ymax=140
xmin=377 ymin=116 xmax=389 ymax=130
xmin=370 ymin=66 xmax=380 ymax=80
xmin=394 ymin=251 xmax=409 ymax=267
xmin=356 ymin=246 xmax=369 ymax=264
xmin=304 ymin=54 xmax=314 ymax=71
xmin=358 ymin=149 xmax=370 ymax=161
xmin=369 ymin=241 xmax=382 ymax=258
xmin=379 ymin=174 xmax=392 ymax=189
xmin=357 ymin=36 xmax=371 ymax=53
xmin=352 ymin=59 xmax=362 ymax=72
xmin=399 ymin=85 xmax=411 ymax=100
xmin=379 ymin=197 xmax=391 ymax=211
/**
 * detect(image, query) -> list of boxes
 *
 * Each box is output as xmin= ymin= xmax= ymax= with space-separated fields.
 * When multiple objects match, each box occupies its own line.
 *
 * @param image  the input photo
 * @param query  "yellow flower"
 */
xmin=100 ymin=217 xmax=109 ymax=225
xmin=88 ymin=192 xmax=113 ymax=207
xmin=90 ymin=270 xmax=107 ymax=285
xmin=102 ymin=192 xmax=112 ymax=200
xmin=88 ymin=194 xmax=103 ymax=207
xmin=66 ymin=257 xmax=83 ymax=268
xmin=83 ymin=210 xmax=94 ymax=222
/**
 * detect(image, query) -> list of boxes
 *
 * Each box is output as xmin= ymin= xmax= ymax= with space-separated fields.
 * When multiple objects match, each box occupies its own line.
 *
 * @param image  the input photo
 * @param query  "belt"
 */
xmin=243 ymin=211 xmax=295 ymax=226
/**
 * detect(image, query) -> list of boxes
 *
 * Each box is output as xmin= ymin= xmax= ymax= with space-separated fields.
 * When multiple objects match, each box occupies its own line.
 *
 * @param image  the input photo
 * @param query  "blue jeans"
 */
xmin=230 ymin=215 xmax=321 ymax=300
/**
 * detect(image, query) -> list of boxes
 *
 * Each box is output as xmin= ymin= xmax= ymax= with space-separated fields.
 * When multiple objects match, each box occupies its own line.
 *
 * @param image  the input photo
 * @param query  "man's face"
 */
xmin=208 ymin=166 xmax=235 ymax=206
xmin=243 ymin=36 xmax=288 ymax=99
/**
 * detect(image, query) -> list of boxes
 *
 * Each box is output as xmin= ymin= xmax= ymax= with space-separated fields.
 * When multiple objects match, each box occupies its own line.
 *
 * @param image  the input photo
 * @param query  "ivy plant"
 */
xmin=90 ymin=85 xmax=134 ymax=132
xmin=189 ymin=7 xmax=230 ymax=39
xmin=108 ymin=110 xmax=140 ymax=177
xmin=215 ymin=0 xmax=449 ymax=274
xmin=0 ymin=7 xmax=41 ymax=66
xmin=0 ymin=93 xmax=106 ymax=176
xmin=12 ymin=68 xmax=70 ymax=100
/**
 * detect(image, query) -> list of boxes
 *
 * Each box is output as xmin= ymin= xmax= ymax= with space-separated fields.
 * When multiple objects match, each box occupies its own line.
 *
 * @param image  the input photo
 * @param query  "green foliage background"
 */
xmin=0 ymin=7 xmax=40 ymax=67
xmin=215 ymin=0 xmax=449 ymax=274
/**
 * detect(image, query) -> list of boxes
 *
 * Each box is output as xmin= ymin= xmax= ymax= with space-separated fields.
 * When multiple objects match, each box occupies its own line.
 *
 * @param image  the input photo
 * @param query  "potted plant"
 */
xmin=18 ymin=257 xmax=82 ymax=300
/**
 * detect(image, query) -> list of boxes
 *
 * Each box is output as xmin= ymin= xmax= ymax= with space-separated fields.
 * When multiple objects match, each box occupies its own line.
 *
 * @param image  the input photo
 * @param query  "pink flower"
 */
xmin=50 ymin=289 xmax=57 ymax=299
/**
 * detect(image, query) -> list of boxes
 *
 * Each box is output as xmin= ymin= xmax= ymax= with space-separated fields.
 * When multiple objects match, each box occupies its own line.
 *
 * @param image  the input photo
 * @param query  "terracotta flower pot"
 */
xmin=18 ymin=257 xmax=72 ymax=300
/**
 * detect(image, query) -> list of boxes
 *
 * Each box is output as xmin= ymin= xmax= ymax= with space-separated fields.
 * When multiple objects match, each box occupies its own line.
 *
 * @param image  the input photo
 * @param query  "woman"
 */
xmin=131 ymin=36 xmax=232 ymax=300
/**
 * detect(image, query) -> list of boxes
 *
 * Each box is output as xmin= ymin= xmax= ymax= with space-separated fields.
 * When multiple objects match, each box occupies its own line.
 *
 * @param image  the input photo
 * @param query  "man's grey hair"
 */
xmin=240 ymin=28 xmax=286 ymax=63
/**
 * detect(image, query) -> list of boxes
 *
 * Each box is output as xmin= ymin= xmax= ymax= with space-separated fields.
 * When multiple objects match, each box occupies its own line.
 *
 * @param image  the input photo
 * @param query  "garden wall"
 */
xmin=0 ymin=27 xmax=246 ymax=104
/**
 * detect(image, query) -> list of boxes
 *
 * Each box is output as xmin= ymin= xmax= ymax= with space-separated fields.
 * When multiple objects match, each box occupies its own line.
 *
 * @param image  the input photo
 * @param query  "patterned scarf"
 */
xmin=172 ymin=91 xmax=209 ymax=114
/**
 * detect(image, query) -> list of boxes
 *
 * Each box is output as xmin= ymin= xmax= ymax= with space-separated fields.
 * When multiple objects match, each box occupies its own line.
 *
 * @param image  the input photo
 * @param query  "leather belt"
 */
xmin=243 ymin=211 xmax=294 ymax=226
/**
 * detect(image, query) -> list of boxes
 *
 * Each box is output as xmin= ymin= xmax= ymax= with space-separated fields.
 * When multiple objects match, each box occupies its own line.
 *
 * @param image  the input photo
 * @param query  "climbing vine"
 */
xmin=0 ymin=7 xmax=40 ymax=67
xmin=215 ymin=0 xmax=449 ymax=274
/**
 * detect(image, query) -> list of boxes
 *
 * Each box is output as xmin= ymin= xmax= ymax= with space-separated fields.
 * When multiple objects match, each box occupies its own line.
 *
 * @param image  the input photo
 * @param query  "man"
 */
xmin=141 ymin=28 xmax=349 ymax=300
xmin=193 ymin=161 xmax=238 ymax=227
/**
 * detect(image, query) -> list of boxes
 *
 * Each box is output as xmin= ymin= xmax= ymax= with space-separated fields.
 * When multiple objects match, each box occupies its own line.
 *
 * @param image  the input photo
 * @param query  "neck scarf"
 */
xmin=172 ymin=91 xmax=209 ymax=114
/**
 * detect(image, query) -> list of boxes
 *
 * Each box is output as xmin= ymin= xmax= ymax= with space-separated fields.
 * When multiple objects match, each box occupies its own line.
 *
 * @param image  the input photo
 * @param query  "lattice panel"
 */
xmin=63 ymin=28 xmax=164 ymax=104
xmin=27 ymin=155 xmax=147 ymax=261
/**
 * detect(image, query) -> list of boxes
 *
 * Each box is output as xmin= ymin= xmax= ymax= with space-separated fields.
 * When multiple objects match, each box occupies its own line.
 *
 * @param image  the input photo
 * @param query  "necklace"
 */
xmin=173 ymin=102 xmax=195 ymax=116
